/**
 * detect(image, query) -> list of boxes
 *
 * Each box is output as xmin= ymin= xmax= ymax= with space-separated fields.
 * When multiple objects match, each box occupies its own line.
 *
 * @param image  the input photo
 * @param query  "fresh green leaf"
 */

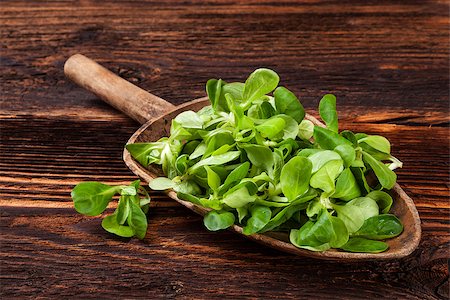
xmin=332 ymin=197 xmax=379 ymax=233
xmin=366 ymin=190 xmax=393 ymax=213
xmin=221 ymin=185 xmax=257 ymax=208
xmin=174 ymin=111 xmax=204 ymax=129
xmin=352 ymin=214 xmax=403 ymax=240
xmin=313 ymin=126 xmax=352 ymax=150
xmin=359 ymin=135 xmax=391 ymax=154
xmin=310 ymin=159 xmax=343 ymax=194
xmin=126 ymin=143 xmax=157 ymax=167
xmin=362 ymin=151 xmax=397 ymax=189
xmin=206 ymin=79 xmax=227 ymax=111
xmin=280 ymin=156 xmax=312 ymax=201
xmin=101 ymin=214 xmax=135 ymax=238
xmin=289 ymin=210 xmax=334 ymax=251
xmin=340 ymin=238 xmax=388 ymax=253
xmin=203 ymin=211 xmax=235 ymax=231
xmin=332 ymin=168 xmax=361 ymax=201
xmin=127 ymin=200 xmax=148 ymax=239
xmin=256 ymin=117 xmax=285 ymax=139
xmin=274 ymin=86 xmax=305 ymax=123
xmin=219 ymin=162 xmax=250 ymax=194
xmin=334 ymin=144 xmax=356 ymax=167
xmin=149 ymin=177 xmax=175 ymax=190
xmin=71 ymin=182 xmax=121 ymax=216
xmin=205 ymin=166 xmax=221 ymax=191
xmin=189 ymin=151 xmax=241 ymax=172
xmin=243 ymin=206 xmax=272 ymax=235
xmin=318 ymin=94 xmax=338 ymax=132
xmin=329 ymin=216 xmax=349 ymax=248
xmin=243 ymin=68 xmax=280 ymax=104
xmin=341 ymin=130 xmax=358 ymax=146
xmin=278 ymin=114 xmax=299 ymax=140
xmin=307 ymin=150 xmax=342 ymax=173
xmin=298 ymin=120 xmax=314 ymax=140
xmin=241 ymin=144 xmax=274 ymax=173
xmin=351 ymin=167 xmax=371 ymax=195
xmin=116 ymin=197 xmax=130 ymax=224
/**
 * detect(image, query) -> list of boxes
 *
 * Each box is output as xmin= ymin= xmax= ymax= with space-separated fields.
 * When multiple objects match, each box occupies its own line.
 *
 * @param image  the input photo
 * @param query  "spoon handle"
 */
xmin=64 ymin=54 xmax=175 ymax=124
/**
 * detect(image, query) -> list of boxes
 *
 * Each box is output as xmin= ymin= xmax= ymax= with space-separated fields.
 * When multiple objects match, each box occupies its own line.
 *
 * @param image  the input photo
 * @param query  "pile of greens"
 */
xmin=72 ymin=68 xmax=404 ymax=253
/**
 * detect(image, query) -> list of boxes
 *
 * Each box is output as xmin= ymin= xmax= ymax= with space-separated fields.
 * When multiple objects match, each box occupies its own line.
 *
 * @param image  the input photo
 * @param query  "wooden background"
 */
xmin=1 ymin=0 xmax=449 ymax=298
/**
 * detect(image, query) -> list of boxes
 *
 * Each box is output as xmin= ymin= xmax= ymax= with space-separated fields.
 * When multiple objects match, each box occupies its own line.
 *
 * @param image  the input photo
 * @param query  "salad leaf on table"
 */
xmin=71 ymin=180 xmax=150 ymax=239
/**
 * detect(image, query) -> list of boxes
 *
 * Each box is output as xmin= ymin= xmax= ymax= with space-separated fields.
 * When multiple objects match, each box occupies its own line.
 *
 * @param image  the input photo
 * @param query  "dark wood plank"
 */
xmin=0 ymin=0 xmax=449 ymax=299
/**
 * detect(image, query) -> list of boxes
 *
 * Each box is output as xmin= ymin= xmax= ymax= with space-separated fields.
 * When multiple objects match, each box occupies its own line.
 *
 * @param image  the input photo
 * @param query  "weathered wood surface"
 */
xmin=1 ymin=0 xmax=449 ymax=299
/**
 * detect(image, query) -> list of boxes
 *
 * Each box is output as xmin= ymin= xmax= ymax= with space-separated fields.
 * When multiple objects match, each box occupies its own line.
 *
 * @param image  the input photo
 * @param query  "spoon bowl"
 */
xmin=65 ymin=54 xmax=421 ymax=260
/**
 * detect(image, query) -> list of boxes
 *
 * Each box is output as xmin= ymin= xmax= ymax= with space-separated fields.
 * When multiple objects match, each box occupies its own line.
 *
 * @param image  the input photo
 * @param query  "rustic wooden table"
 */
xmin=1 ymin=1 xmax=449 ymax=299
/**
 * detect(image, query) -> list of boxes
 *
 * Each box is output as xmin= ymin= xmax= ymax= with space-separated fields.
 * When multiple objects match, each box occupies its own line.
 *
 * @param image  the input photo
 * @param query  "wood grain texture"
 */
xmin=0 ymin=0 xmax=449 ymax=299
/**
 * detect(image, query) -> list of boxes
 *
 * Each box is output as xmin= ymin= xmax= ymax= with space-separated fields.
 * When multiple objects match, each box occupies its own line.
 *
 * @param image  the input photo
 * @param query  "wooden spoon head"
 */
xmin=123 ymin=97 xmax=421 ymax=260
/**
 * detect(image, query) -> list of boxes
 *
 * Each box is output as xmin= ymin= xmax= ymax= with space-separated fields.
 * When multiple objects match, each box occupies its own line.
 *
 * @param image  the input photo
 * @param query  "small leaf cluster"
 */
xmin=127 ymin=68 xmax=404 ymax=253
xmin=71 ymin=180 xmax=150 ymax=239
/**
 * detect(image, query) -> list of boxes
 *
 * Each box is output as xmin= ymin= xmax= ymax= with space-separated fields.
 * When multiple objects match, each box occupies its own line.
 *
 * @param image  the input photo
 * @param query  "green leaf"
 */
xmin=359 ymin=135 xmax=391 ymax=154
xmin=243 ymin=68 xmax=280 ymax=104
xmin=261 ymin=197 xmax=313 ymax=232
xmin=173 ymin=180 xmax=202 ymax=195
xmin=243 ymin=206 xmax=272 ymax=235
xmin=127 ymin=200 xmax=148 ymax=239
xmin=310 ymin=159 xmax=343 ymax=194
xmin=126 ymin=143 xmax=157 ymax=167
xmin=175 ymin=154 xmax=190 ymax=174
xmin=307 ymin=150 xmax=342 ymax=173
xmin=71 ymin=182 xmax=121 ymax=216
xmin=340 ymin=238 xmax=388 ymax=253
xmin=206 ymin=79 xmax=227 ymax=111
xmin=278 ymin=114 xmax=299 ymax=140
xmin=280 ymin=156 xmax=312 ymax=201
xmin=205 ymin=166 xmax=221 ymax=191
xmin=221 ymin=185 xmax=257 ymax=208
xmin=236 ymin=207 xmax=248 ymax=223
xmin=362 ymin=151 xmax=397 ymax=189
xmin=174 ymin=111 xmax=204 ymax=129
xmin=351 ymin=167 xmax=371 ymax=195
xmin=318 ymin=94 xmax=338 ymax=132
xmin=203 ymin=211 xmax=235 ymax=231
xmin=149 ymin=177 xmax=175 ymax=190
xmin=334 ymin=144 xmax=356 ymax=167
xmin=274 ymin=86 xmax=305 ymax=123
xmin=341 ymin=130 xmax=358 ymax=146
xmin=121 ymin=185 xmax=137 ymax=196
xmin=352 ymin=214 xmax=403 ymax=240
xmin=366 ymin=190 xmax=393 ymax=213
xmin=329 ymin=216 xmax=349 ymax=248
xmin=189 ymin=151 xmax=241 ymax=172
xmin=253 ymin=101 xmax=277 ymax=119
xmin=332 ymin=197 xmax=379 ymax=233
xmin=256 ymin=117 xmax=285 ymax=139
xmin=222 ymin=82 xmax=244 ymax=102
xmin=241 ymin=144 xmax=274 ymax=173
xmin=101 ymin=214 xmax=135 ymax=238
xmin=313 ymin=126 xmax=352 ymax=150
xmin=219 ymin=162 xmax=250 ymax=194
xmin=189 ymin=142 xmax=206 ymax=160
xmin=332 ymin=168 xmax=361 ymax=201
xmin=116 ymin=197 xmax=130 ymax=225
xmin=298 ymin=120 xmax=314 ymax=140
xmin=289 ymin=210 xmax=334 ymax=251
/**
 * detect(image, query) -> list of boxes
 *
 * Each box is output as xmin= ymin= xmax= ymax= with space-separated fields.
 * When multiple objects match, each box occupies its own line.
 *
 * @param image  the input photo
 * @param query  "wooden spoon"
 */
xmin=64 ymin=54 xmax=421 ymax=260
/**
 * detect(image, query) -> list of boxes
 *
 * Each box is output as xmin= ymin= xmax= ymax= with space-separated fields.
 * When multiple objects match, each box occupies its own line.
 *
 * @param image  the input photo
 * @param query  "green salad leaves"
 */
xmin=72 ymin=68 xmax=404 ymax=253
xmin=72 ymin=180 xmax=150 ymax=239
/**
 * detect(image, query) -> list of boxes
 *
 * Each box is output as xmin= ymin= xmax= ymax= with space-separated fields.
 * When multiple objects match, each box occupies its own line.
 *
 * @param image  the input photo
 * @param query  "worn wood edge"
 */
xmin=123 ymin=98 xmax=422 ymax=260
